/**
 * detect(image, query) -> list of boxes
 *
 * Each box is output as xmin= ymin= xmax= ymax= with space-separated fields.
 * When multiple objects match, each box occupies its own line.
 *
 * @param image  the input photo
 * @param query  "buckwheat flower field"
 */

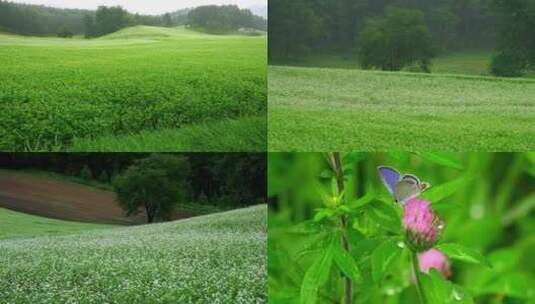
xmin=0 ymin=205 xmax=267 ymax=303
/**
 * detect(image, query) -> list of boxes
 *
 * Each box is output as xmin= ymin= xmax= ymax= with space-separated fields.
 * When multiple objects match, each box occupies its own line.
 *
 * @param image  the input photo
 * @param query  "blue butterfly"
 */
xmin=378 ymin=166 xmax=430 ymax=204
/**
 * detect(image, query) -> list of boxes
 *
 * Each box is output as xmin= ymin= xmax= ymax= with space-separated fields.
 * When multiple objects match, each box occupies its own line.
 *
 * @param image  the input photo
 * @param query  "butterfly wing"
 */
xmin=378 ymin=166 xmax=401 ymax=196
xmin=395 ymin=180 xmax=421 ymax=204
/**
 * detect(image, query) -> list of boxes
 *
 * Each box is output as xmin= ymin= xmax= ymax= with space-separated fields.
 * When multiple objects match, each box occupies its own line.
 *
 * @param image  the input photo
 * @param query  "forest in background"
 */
xmin=269 ymin=0 xmax=534 ymax=77
xmin=0 ymin=1 xmax=266 ymax=37
xmin=0 ymin=153 xmax=266 ymax=208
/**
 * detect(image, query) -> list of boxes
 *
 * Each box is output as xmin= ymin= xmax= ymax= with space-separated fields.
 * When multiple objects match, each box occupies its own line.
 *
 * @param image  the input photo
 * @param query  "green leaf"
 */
xmin=300 ymin=238 xmax=335 ymax=304
xmin=313 ymin=208 xmax=334 ymax=222
xmin=371 ymin=238 xmax=403 ymax=283
xmin=347 ymin=187 xmax=376 ymax=209
xmin=333 ymin=244 xmax=361 ymax=282
xmin=342 ymin=152 xmax=366 ymax=164
xmin=415 ymin=152 xmax=463 ymax=169
xmin=436 ymin=243 xmax=492 ymax=268
xmin=423 ymin=176 xmax=472 ymax=203
xmin=368 ymin=202 xmax=402 ymax=234
xmin=420 ymin=269 xmax=474 ymax=304
xmin=319 ymin=169 xmax=334 ymax=179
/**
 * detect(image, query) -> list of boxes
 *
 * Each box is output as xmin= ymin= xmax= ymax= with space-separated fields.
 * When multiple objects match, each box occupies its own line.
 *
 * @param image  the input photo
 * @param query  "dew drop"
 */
xmin=397 ymin=241 xmax=405 ymax=248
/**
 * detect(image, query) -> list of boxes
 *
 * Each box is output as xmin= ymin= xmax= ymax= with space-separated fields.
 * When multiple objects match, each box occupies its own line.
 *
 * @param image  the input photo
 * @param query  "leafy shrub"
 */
xmin=57 ymin=26 xmax=74 ymax=38
xmin=490 ymin=51 xmax=527 ymax=77
xmin=358 ymin=7 xmax=435 ymax=72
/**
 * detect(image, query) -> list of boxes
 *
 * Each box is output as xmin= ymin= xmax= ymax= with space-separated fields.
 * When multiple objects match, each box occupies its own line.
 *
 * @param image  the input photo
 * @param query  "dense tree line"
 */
xmin=490 ymin=0 xmax=535 ymax=76
xmin=269 ymin=0 xmax=497 ymax=61
xmin=187 ymin=5 xmax=267 ymax=33
xmin=0 ymin=153 xmax=266 ymax=209
xmin=0 ymin=1 xmax=190 ymax=37
xmin=0 ymin=0 xmax=89 ymax=35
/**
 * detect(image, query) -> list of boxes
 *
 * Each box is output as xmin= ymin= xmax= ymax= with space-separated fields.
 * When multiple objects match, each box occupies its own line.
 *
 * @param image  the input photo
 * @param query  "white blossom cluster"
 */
xmin=0 ymin=205 xmax=267 ymax=304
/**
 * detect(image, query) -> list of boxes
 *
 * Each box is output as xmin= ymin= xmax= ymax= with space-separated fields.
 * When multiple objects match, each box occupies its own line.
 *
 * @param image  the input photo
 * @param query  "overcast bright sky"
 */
xmin=10 ymin=0 xmax=266 ymax=15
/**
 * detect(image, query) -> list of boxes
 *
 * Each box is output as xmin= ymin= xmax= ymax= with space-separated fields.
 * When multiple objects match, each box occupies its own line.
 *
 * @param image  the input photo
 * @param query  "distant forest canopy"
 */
xmin=0 ymin=153 xmax=267 ymax=207
xmin=187 ymin=5 xmax=267 ymax=33
xmin=0 ymin=1 xmax=266 ymax=37
xmin=268 ymin=0 xmax=498 ymax=61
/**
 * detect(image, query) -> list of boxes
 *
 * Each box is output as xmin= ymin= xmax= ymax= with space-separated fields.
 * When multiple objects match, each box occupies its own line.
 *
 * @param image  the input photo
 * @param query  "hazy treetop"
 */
xmin=8 ymin=0 xmax=266 ymax=15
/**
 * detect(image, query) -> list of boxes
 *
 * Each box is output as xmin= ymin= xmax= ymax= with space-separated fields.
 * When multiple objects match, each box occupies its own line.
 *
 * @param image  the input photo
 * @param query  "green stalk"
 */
xmin=331 ymin=152 xmax=352 ymax=304
xmin=412 ymin=252 xmax=427 ymax=304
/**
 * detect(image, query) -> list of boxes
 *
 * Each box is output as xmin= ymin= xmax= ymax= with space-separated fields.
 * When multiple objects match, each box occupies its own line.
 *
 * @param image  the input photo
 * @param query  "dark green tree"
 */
xmin=57 ymin=26 xmax=73 ymax=38
xmin=163 ymin=13 xmax=173 ymax=27
xmin=490 ymin=0 xmax=535 ymax=76
xmin=357 ymin=7 xmax=435 ymax=72
xmin=113 ymin=154 xmax=191 ymax=223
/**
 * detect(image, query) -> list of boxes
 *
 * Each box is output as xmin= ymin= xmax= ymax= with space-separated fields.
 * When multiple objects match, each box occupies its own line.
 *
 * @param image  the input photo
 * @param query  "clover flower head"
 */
xmin=418 ymin=249 xmax=451 ymax=278
xmin=403 ymin=198 xmax=444 ymax=251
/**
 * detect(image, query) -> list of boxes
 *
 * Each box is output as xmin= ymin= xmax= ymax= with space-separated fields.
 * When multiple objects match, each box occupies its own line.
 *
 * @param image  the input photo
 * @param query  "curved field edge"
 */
xmin=69 ymin=116 xmax=266 ymax=152
xmin=0 ymin=27 xmax=267 ymax=151
xmin=268 ymin=65 xmax=535 ymax=151
xmin=0 ymin=207 xmax=116 ymax=240
xmin=0 ymin=205 xmax=267 ymax=303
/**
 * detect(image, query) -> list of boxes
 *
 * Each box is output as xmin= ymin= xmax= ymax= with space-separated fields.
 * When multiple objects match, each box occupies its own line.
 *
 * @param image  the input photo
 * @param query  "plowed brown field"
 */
xmin=0 ymin=170 xmax=145 ymax=224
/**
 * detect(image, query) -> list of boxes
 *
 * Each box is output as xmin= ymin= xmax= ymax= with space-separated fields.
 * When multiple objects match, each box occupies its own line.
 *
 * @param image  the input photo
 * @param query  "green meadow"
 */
xmin=0 ymin=26 xmax=266 ymax=151
xmin=0 ymin=206 xmax=267 ymax=303
xmin=268 ymin=60 xmax=535 ymax=151
xmin=0 ymin=208 xmax=115 ymax=240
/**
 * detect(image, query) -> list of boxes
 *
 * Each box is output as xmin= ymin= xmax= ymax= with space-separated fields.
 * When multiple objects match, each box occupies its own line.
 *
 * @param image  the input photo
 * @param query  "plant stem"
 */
xmin=412 ymin=251 xmax=427 ymax=304
xmin=331 ymin=152 xmax=352 ymax=304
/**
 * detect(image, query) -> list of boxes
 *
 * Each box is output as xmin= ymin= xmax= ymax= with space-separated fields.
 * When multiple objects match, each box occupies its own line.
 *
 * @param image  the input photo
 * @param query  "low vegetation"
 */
xmin=70 ymin=117 xmax=266 ymax=152
xmin=268 ymin=65 xmax=535 ymax=151
xmin=0 ymin=208 xmax=115 ymax=240
xmin=0 ymin=26 xmax=266 ymax=151
xmin=0 ymin=205 xmax=267 ymax=303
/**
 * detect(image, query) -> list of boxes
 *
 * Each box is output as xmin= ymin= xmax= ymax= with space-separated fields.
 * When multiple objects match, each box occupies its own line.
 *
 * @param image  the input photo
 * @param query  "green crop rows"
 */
xmin=0 ymin=26 xmax=266 ymax=151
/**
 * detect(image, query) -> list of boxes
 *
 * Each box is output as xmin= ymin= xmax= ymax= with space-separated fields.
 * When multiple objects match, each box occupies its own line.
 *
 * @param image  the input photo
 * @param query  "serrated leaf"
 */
xmin=300 ymin=238 xmax=335 ymax=304
xmin=436 ymin=243 xmax=492 ymax=268
xmin=333 ymin=244 xmax=361 ymax=282
xmin=371 ymin=239 xmax=403 ymax=283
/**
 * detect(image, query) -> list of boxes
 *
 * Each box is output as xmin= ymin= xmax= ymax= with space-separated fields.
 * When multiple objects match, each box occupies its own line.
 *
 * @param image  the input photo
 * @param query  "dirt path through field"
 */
xmin=0 ymin=170 xmax=145 ymax=224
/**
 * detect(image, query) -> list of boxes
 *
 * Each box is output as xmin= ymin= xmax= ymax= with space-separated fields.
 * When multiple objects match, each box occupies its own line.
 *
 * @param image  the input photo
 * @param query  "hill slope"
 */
xmin=0 ymin=169 xmax=144 ymax=224
xmin=269 ymin=65 xmax=535 ymax=151
xmin=0 ymin=26 xmax=266 ymax=151
xmin=0 ymin=205 xmax=267 ymax=303
xmin=0 ymin=207 xmax=115 ymax=240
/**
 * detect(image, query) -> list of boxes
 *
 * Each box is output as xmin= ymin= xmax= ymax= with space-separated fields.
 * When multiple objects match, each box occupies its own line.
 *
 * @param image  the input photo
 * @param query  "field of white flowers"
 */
xmin=0 ymin=205 xmax=267 ymax=303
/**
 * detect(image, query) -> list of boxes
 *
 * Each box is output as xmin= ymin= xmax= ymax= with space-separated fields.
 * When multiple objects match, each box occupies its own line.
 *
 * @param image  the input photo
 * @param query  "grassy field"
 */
xmin=0 ymin=208 xmax=115 ymax=240
xmin=272 ymin=51 xmax=535 ymax=78
xmin=71 ymin=116 xmax=266 ymax=152
xmin=0 ymin=205 xmax=267 ymax=303
xmin=0 ymin=26 xmax=266 ymax=151
xmin=268 ymin=66 xmax=535 ymax=151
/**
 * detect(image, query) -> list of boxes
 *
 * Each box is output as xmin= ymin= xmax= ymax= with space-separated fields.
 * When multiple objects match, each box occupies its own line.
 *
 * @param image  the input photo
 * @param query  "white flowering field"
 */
xmin=0 ymin=205 xmax=267 ymax=303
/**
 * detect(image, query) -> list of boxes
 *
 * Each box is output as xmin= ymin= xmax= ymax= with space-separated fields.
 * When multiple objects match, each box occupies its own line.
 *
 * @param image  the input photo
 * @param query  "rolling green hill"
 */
xmin=0 ymin=205 xmax=267 ymax=303
xmin=0 ymin=26 xmax=266 ymax=151
xmin=268 ymin=65 xmax=535 ymax=151
xmin=0 ymin=208 xmax=116 ymax=240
